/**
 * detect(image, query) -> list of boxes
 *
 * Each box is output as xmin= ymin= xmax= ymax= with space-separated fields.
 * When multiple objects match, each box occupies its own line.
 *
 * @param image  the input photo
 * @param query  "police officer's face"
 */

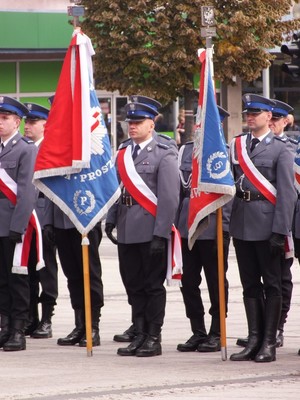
xmin=128 ymin=119 xmax=155 ymax=144
xmin=24 ymin=119 xmax=46 ymax=142
xmin=0 ymin=113 xmax=21 ymax=140
xmin=269 ymin=116 xmax=288 ymax=136
xmin=245 ymin=110 xmax=272 ymax=135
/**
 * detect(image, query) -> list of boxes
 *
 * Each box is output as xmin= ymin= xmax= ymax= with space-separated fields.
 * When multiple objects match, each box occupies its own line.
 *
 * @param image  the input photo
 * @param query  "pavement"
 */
xmin=1 ymin=235 xmax=300 ymax=400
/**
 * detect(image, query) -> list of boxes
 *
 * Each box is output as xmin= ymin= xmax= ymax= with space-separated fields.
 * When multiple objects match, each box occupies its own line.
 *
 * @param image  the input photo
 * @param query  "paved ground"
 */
xmin=1 ymin=235 xmax=300 ymax=400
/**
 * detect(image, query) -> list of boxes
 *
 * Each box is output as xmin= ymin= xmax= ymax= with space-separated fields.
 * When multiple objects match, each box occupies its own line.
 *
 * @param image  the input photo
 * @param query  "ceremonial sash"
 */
xmin=117 ymin=145 xmax=182 ymax=286
xmin=234 ymin=135 xmax=277 ymax=205
xmin=0 ymin=168 xmax=44 ymax=274
xmin=235 ymin=135 xmax=293 ymax=257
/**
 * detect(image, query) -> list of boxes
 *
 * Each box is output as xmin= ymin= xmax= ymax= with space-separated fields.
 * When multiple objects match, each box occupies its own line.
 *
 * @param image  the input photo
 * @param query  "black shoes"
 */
xmin=177 ymin=332 xmax=207 ymax=352
xmin=117 ymin=334 xmax=146 ymax=356
xmin=136 ymin=335 xmax=162 ymax=357
xmin=197 ymin=335 xmax=220 ymax=352
xmin=57 ymin=327 xmax=85 ymax=346
xmin=31 ymin=321 xmax=52 ymax=339
xmin=79 ymin=329 xmax=100 ymax=347
xmin=113 ymin=324 xmax=136 ymax=342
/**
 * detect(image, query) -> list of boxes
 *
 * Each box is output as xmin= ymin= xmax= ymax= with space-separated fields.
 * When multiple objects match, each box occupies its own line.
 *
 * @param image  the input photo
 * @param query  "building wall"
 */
xmin=1 ymin=1 xmax=69 ymax=12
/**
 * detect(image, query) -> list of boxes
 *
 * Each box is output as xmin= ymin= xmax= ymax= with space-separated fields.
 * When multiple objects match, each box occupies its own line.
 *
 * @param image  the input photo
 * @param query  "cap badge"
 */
xmin=129 ymin=103 xmax=136 ymax=111
xmin=0 ymin=97 xmax=4 ymax=104
xmin=132 ymin=96 xmax=138 ymax=102
xmin=27 ymin=104 xmax=32 ymax=110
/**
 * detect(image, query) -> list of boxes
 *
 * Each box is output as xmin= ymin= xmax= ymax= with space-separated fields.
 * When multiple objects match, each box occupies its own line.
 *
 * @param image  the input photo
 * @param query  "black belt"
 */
xmin=121 ymin=195 xmax=138 ymax=206
xmin=236 ymin=191 xmax=266 ymax=201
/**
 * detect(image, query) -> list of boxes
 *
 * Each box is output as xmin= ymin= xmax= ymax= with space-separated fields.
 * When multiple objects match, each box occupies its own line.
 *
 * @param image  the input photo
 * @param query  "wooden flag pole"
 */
xmin=216 ymin=208 xmax=227 ymax=361
xmin=82 ymin=235 xmax=93 ymax=357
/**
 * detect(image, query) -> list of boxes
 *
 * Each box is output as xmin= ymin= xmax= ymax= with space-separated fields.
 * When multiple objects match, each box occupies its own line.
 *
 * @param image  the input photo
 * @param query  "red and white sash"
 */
xmin=0 ymin=169 xmax=44 ymax=274
xmin=117 ymin=145 xmax=182 ymax=286
xmin=234 ymin=135 xmax=277 ymax=205
xmin=234 ymin=135 xmax=293 ymax=258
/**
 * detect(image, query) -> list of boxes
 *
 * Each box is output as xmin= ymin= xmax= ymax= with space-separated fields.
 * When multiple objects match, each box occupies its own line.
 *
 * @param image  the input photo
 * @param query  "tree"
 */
xmin=80 ymin=0 xmax=300 ymax=143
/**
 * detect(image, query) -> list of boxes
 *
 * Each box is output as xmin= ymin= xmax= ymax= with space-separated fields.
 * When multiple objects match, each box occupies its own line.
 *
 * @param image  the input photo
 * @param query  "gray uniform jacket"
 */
xmin=106 ymin=138 xmax=180 ymax=244
xmin=34 ymin=142 xmax=54 ymax=229
xmin=0 ymin=133 xmax=38 ymax=236
xmin=229 ymin=132 xmax=297 ymax=241
xmin=177 ymin=142 xmax=232 ymax=240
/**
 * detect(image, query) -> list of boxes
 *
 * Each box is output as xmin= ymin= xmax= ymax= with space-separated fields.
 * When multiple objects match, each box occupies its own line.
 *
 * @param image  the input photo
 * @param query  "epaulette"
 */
xmin=118 ymin=138 xmax=131 ymax=149
xmin=274 ymin=136 xmax=288 ymax=143
xmin=185 ymin=140 xmax=194 ymax=146
xmin=21 ymin=137 xmax=34 ymax=144
xmin=157 ymin=142 xmax=169 ymax=150
xmin=157 ymin=133 xmax=172 ymax=140
xmin=288 ymin=137 xmax=298 ymax=145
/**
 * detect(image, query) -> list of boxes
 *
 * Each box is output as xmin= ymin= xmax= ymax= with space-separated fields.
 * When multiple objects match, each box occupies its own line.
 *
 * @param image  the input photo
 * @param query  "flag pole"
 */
xmin=202 ymin=6 xmax=227 ymax=361
xmin=82 ymin=235 xmax=93 ymax=356
xmin=216 ymin=208 xmax=227 ymax=360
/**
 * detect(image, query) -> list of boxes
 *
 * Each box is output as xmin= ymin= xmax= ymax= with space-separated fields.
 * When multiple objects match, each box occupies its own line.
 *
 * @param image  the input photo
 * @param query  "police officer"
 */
xmin=23 ymin=103 xmax=59 ymax=339
xmin=236 ymin=99 xmax=297 ymax=349
xmin=176 ymin=106 xmax=231 ymax=353
xmin=112 ymin=95 xmax=178 ymax=344
xmin=0 ymin=96 xmax=38 ymax=351
xmin=54 ymin=209 xmax=103 ymax=347
xmin=105 ymin=96 xmax=179 ymax=357
xmin=230 ymin=94 xmax=297 ymax=363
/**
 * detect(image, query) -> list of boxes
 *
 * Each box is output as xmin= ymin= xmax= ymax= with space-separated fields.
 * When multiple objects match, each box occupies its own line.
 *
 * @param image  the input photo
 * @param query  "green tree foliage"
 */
xmin=80 ymin=1 xmax=300 ymax=141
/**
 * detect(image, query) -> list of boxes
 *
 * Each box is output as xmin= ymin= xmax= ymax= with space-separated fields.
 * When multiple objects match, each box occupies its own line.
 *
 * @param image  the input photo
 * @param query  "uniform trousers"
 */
xmin=28 ymin=232 xmax=58 ymax=307
xmin=118 ymin=242 xmax=167 ymax=328
xmin=0 ymin=237 xmax=30 ymax=320
xmin=180 ymin=238 xmax=229 ymax=321
xmin=233 ymin=239 xmax=282 ymax=299
xmin=279 ymin=256 xmax=293 ymax=328
xmin=54 ymin=226 xmax=104 ymax=311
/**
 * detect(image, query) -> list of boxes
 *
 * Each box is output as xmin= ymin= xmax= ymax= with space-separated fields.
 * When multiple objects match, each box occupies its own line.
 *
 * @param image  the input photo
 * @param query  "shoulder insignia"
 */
xmin=21 ymin=137 xmax=34 ymax=144
xmin=274 ymin=136 xmax=287 ymax=143
xmin=157 ymin=142 xmax=169 ymax=150
xmin=288 ymin=137 xmax=298 ymax=145
xmin=157 ymin=133 xmax=172 ymax=140
xmin=185 ymin=141 xmax=194 ymax=146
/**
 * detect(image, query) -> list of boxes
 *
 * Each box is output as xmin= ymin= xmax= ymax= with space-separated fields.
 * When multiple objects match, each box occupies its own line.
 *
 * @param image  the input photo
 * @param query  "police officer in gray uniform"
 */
xmin=112 ymin=95 xmax=178 ymax=344
xmin=0 ymin=96 xmax=38 ymax=351
xmin=236 ymin=99 xmax=297 ymax=350
xmin=105 ymin=96 xmax=179 ymax=357
xmin=230 ymin=94 xmax=297 ymax=363
xmin=176 ymin=106 xmax=231 ymax=353
xmin=23 ymin=103 xmax=59 ymax=339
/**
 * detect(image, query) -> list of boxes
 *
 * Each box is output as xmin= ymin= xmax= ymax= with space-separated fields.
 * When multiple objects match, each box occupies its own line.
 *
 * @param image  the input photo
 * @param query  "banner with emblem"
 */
xmin=33 ymin=28 xmax=120 ymax=234
xmin=188 ymin=48 xmax=235 ymax=249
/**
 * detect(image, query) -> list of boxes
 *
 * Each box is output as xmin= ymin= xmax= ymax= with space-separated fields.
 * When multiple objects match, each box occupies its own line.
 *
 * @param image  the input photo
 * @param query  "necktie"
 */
xmin=250 ymin=138 xmax=260 ymax=152
xmin=0 ymin=143 xmax=4 ymax=153
xmin=132 ymin=144 xmax=140 ymax=160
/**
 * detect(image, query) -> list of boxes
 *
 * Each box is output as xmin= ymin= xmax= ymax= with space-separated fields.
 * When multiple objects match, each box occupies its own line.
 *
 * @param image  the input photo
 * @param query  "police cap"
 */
xmin=242 ymin=94 xmax=276 ymax=113
xmin=271 ymin=99 xmax=294 ymax=118
xmin=125 ymin=95 xmax=161 ymax=122
xmin=24 ymin=103 xmax=49 ymax=120
xmin=0 ymin=96 xmax=28 ymax=118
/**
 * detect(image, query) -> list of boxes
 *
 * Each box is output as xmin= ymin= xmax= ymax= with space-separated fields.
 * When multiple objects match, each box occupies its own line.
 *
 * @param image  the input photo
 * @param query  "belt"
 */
xmin=236 ymin=191 xmax=266 ymax=201
xmin=121 ymin=195 xmax=138 ymax=207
